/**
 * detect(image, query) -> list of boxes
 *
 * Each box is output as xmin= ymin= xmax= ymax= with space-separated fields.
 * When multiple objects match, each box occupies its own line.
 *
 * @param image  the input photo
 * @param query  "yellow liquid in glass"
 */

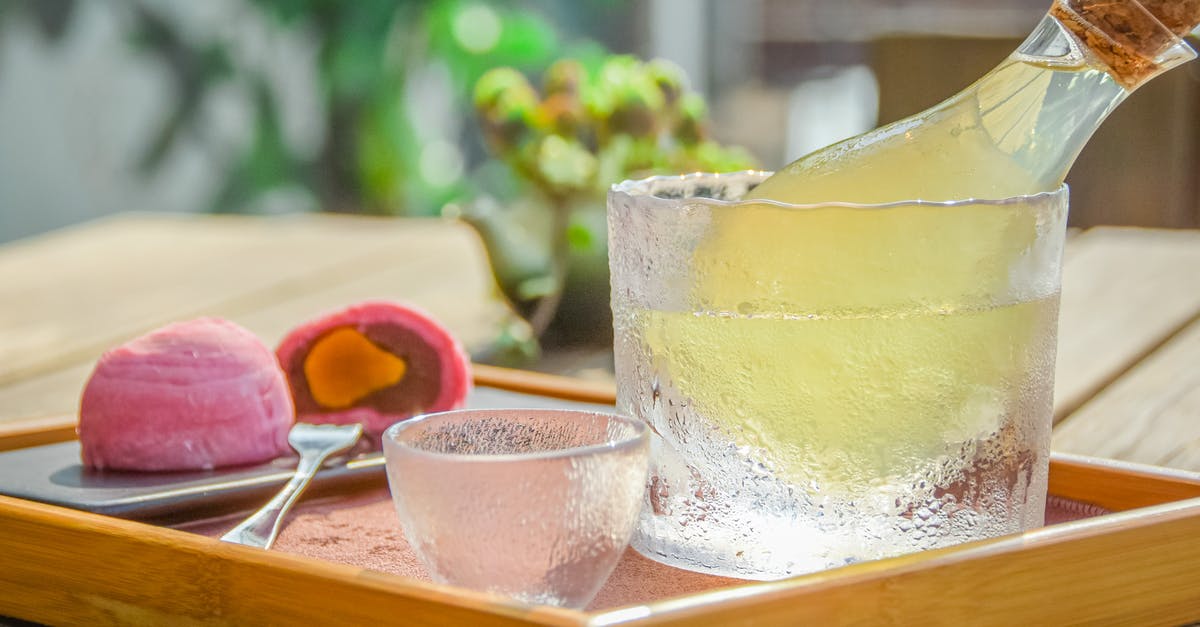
xmin=636 ymin=194 xmax=1060 ymax=487
xmin=636 ymin=296 xmax=1057 ymax=487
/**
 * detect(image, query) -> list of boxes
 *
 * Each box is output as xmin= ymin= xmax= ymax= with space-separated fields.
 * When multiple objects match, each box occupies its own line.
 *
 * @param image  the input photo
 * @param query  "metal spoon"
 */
xmin=220 ymin=422 xmax=363 ymax=549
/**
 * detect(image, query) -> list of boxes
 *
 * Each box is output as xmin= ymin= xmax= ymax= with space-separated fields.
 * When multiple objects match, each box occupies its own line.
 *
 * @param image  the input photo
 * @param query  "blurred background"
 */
xmin=3 ymin=0 xmax=1199 ymax=362
xmin=3 ymin=0 xmax=1198 ymax=245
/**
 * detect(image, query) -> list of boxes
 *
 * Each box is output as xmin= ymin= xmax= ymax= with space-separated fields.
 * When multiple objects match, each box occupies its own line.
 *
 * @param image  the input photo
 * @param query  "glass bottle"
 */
xmin=749 ymin=0 xmax=1199 ymax=204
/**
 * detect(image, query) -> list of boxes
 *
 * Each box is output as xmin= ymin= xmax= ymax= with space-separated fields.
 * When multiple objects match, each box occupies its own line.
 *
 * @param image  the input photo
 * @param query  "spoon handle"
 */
xmin=219 ymin=449 xmax=331 ymax=549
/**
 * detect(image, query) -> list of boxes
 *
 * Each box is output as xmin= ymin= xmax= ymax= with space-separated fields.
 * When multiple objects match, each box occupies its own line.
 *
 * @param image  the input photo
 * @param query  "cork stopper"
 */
xmin=1050 ymin=0 xmax=1199 ymax=88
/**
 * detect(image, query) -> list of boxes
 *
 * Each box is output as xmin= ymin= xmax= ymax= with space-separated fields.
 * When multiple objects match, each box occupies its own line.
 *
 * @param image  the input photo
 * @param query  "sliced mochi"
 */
xmin=275 ymin=301 xmax=472 ymax=435
xmin=79 ymin=318 xmax=295 ymax=472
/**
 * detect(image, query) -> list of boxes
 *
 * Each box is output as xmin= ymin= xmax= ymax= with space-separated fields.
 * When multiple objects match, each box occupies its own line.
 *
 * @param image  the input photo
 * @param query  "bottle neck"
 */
xmin=966 ymin=5 xmax=1196 ymax=188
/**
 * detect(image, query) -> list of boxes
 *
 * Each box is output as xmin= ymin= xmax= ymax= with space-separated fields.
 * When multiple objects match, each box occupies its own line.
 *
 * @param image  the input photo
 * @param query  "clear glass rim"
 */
xmin=609 ymin=170 xmax=1070 ymax=210
xmin=382 ymin=408 xmax=648 ymax=463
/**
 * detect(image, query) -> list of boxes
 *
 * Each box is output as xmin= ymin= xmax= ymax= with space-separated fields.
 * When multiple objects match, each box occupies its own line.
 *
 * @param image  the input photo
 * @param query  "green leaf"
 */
xmin=473 ymin=67 xmax=539 ymax=154
xmin=595 ymin=134 xmax=633 ymax=191
xmin=566 ymin=221 xmax=593 ymax=251
xmin=536 ymin=136 xmax=597 ymax=191
xmin=518 ymin=275 xmax=559 ymax=301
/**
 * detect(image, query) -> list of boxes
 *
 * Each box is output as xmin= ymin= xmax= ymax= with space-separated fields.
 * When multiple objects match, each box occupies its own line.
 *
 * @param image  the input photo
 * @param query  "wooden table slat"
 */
xmin=1054 ymin=317 xmax=1200 ymax=471
xmin=1053 ymin=227 xmax=1200 ymax=422
xmin=0 ymin=213 xmax=501 ymax=387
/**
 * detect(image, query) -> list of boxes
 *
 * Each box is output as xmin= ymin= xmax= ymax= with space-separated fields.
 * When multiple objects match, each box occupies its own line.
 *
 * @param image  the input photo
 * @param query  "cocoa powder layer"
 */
xmin=265 ymin=487 xmax=741 ymax=610
xmin=188 ymin=488 xmax=1111 ymax=611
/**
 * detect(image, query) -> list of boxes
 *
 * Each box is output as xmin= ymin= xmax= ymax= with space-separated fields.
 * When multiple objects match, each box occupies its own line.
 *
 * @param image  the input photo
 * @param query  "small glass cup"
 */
xmin=382 ymin=408 xmax=649 ymax=608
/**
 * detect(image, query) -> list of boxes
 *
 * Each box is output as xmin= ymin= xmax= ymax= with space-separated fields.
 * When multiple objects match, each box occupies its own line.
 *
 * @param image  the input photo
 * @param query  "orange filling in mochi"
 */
xmin=303 ymin=327 xmax=407 ymax=409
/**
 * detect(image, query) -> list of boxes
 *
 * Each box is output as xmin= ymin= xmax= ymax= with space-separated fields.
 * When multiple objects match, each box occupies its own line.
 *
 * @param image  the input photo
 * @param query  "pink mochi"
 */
xmin=79 ymin=318 xmax=295 ymax=472
xmin=275 ymin=301 xmax=472 ymax=436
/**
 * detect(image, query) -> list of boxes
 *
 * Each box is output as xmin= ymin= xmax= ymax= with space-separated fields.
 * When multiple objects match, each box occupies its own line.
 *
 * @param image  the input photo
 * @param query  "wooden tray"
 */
xmin=1 ymin=364 xmax=1198 ymax=626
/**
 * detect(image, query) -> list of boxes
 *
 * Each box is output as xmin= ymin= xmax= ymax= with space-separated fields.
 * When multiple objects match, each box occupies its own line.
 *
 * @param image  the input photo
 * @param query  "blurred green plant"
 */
xmin=468 ymin=56 xmax=757 ymax=350
xmin=132 ymin=0 xmax=587 ymax=217
xmin=0 ymin=0 xmax=610 ymax=217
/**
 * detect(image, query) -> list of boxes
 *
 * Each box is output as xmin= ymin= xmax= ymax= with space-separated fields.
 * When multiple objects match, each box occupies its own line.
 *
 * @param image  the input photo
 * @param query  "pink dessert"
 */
xmin=275 ymin=301 xmax=472 ymax=436
xmin=79 ymin=318 xmax=295 ymax=472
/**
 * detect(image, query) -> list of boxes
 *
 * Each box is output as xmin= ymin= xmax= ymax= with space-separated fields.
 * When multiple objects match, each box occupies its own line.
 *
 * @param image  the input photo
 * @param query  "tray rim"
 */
xmin=1 ymin=365 xmax=1199 ymax=626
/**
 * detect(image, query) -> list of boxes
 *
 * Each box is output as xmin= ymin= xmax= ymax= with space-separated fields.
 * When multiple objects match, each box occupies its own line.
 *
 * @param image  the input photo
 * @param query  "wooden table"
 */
xmin=1 ymin=212 xmax=1199 ymax=472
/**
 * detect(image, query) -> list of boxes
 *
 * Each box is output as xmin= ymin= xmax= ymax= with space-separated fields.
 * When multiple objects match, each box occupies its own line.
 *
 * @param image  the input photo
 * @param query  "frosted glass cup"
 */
xmin=382 ymin=408 xmax=649 ymax=608
xmin=608 ymin=172 xmax=1068 ymax=580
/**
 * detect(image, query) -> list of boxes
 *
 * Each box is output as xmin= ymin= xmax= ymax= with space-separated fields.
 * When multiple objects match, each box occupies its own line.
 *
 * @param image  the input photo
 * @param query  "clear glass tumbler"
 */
xmin=608 ymin=172 xmax=1068 ymax=580
xmin=382 ymin=408 xmax=649 ymax=608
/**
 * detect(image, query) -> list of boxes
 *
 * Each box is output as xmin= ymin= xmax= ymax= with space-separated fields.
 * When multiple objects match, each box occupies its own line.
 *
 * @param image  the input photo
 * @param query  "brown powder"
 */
xmin=189 ymin=488 xmax=1111 ymax=611
xmin=263 ymin=487 xmax=740 ymax=610
xmin=1050 ymin=0 xmax=1200 ymax=89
